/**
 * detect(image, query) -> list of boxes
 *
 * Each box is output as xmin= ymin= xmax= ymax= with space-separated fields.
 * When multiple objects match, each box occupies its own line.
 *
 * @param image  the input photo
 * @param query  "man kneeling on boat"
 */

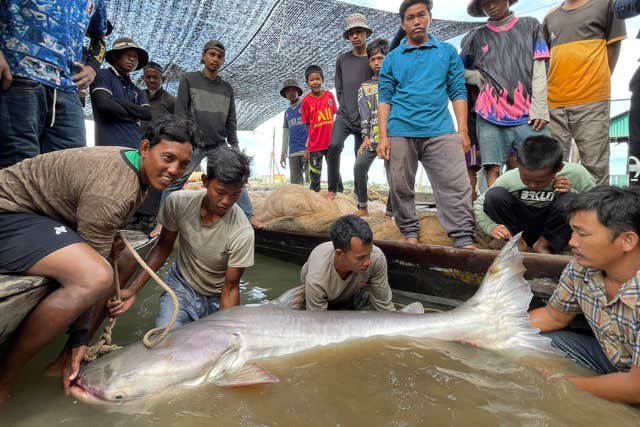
xmin=0 ymin=118 xmax=193 ymax=407
xmin=301 ymin=215 xmax=395 ymax=311
xmin=529 ymin=186 xmax=640 ymax=404
xmin=107 ymin=146 xmax=254 ymax=327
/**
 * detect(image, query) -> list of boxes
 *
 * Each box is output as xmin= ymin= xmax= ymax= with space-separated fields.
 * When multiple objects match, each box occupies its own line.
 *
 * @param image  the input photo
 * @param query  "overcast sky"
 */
xmin=241 ymin=0 xmax=640 ymax=184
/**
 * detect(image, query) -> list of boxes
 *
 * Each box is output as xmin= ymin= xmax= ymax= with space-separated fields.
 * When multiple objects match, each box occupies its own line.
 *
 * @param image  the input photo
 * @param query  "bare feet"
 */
xmin=327 ymin=191 xmax=336 ymax=201
xmin=249 ymin=216 xmax=265 ymax=229
xmin=405 ymin=237 xmax=419 ymax=245
xmin=517 ymin=239 xmax=529 ymax=253
xmin=44 ymin=351 xmax=65 ymax=377
xmin=488 ymin=238 xmax=507 ymax=250
xmin=460 ymin=244 xmax=477 ymax=250
xmin=384 ymin=215 xmax=393 ymax=221
xmin=149 ymin=223 xmax=162 ymax=238
xmin=354 ymin=208 xmax=369 ymax=217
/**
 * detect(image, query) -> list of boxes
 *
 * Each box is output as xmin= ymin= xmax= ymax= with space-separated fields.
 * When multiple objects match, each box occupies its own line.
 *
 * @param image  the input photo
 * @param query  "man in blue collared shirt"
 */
xmin=377 ymin=0 xmax=475 ymax=249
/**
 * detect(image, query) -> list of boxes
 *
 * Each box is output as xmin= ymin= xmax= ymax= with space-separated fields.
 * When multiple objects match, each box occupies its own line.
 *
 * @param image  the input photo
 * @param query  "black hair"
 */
xmin=205 ymin=145 xmax=251 ymax=185
xmin=367 ymin=38 xmax=389 ymax=58
xmin=516 ymin=135 xmax=564 ymax=172
xmin=143 ymin=117 xmax=194 ymax=147
xmin=305 ymin=65 xmax=324 ymax=82
xmin=569 ymin=186 xmax=640 ymax=239
xmin=330 ymin=215 xmax=373 ymax=251
xmin=390 ymin=27 xmax=406 ymax=50
xmin=399 ymin=0 xmax=433 ymax=19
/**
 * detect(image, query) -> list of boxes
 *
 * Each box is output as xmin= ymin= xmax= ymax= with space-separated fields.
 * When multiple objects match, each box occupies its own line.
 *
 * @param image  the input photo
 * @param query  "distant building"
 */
xmin=610 ymin=111 xmax=630 ymax=186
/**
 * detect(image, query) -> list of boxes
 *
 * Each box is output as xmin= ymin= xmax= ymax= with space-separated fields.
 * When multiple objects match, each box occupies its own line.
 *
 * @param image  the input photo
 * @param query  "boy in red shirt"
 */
xmin=301 ymin=65 xmax=337 ymax=192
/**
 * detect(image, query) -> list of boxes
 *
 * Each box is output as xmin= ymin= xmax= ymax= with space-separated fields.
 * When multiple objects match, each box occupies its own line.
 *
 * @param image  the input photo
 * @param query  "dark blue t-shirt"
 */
xmin=91 ymin=68 xmax=148 ymax=149
xmin=283 ymin=100 xmax=308 ymax=154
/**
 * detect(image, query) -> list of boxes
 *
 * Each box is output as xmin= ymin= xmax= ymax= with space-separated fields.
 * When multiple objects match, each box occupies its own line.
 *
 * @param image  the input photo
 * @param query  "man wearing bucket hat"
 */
xmin=90 ymin=37 xmax=151 ymax=149
xmin=325 ymin=13 xmax=374 ymax=200
xmin=280 ymin=79 xmax=308 ymax=185
xmin=0 ymin=0 xmax=108 ymax=168
xmin=460 ymin=0 xmax=551 ymax=189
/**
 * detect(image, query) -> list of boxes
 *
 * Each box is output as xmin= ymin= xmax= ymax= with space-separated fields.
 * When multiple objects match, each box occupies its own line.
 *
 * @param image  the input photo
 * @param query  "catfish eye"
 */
xmin=114 ymin=392 xmax=125 ymax=401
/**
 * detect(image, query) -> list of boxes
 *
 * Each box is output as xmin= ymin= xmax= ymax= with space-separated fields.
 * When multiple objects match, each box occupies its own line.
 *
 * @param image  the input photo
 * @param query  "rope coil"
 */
xmin=84 ymin=231 xmax=180 ymax=362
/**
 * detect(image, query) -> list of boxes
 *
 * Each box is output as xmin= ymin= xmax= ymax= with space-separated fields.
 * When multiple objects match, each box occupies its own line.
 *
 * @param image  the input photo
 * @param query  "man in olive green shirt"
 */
xmin=0 ymin=118 xmax=193 ymax=407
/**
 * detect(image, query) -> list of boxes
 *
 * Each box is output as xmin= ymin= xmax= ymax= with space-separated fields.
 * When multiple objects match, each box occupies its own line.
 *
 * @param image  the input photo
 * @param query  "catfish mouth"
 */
xmin=70 ymin=380 xmax=117 ymax=405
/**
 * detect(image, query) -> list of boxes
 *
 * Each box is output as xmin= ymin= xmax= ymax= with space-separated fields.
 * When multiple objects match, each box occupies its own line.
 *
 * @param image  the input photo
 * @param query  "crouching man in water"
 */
xmin=302 ymin=215 xmax=395 ymax=311
xmin=0 ymin=118 xmax=193 ymax=407
xmin=107 ymin=146 xmax=254 ymax=327
xmin=529 ymin=186 xmax=640 ymax=403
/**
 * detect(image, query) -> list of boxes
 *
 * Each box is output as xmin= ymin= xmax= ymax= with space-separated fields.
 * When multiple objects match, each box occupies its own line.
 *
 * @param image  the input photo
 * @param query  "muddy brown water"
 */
xmin=1 ymin=253 xmax=639 ymax=426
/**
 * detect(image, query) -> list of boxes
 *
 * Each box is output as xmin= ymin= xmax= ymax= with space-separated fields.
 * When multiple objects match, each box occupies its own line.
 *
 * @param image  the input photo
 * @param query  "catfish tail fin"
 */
xmin=461 ymin=233 xmax=554 ymax=353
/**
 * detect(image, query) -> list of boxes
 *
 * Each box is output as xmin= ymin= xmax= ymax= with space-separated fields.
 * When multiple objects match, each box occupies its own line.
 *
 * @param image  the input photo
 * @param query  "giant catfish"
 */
xmin=71 ymin=235 xmax=553 ymax=405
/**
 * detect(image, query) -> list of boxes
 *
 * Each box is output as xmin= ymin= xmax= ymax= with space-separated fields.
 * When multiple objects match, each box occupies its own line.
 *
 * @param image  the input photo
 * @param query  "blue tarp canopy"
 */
xmin=104 ymin=0 xmax=480 ymax=129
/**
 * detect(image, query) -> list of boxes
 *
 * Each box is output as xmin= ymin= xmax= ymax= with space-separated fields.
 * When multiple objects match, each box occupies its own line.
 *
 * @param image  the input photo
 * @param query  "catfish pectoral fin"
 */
xmin=398 ymin=302 xmax=424 ymax=314
xmin=212 ymin=363 xmax=280 ymax=388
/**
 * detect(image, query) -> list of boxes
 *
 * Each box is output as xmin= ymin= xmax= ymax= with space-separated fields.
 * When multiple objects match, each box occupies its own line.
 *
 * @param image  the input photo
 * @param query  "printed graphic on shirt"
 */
xmin=301 ymin=91 xmax=337 ymax=152
xmin=1 ymin=0 xmax=108 ymax=91
xmin=543 ymin=0 xmax=627 ymax=107
xmin=283 ymin=102 xmax=308 ymax=154
xmin=518 ymin=190 xmax=555 ymax=202
xmin=461 ymin=17 xmax=550 ymax=126
xmin=358 ymin=80 xmax=380 ymax=143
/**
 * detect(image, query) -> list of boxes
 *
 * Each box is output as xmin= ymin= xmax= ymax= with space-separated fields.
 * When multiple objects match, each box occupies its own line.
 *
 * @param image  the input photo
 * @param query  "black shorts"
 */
xmin=0 ymin=212 xmax=83 ymax=274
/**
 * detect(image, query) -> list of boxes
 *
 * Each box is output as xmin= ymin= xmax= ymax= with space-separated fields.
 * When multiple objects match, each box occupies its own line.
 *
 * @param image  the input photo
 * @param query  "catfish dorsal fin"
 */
xmin=270 ymin=284 xmax=305 ymax=309
xmin=212 ymin=363 xmax=280 ymax=387
xmin=399 ymin=302 xmax=424 ymax=314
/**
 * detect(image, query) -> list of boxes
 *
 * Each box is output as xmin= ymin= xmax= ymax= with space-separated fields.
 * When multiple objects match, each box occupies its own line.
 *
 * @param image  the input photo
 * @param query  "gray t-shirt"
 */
xmin=301 ymin=241 xmax=395 ymax=311
xmin=335 ymin=51 xmax=373 ymax=126
xmin=158 ymin=190 xmax=254 ymax=295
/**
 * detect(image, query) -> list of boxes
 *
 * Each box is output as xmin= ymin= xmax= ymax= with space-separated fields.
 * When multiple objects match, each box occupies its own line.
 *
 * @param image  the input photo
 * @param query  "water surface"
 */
xmin=2 ymin=253 xmax=639 ymax=426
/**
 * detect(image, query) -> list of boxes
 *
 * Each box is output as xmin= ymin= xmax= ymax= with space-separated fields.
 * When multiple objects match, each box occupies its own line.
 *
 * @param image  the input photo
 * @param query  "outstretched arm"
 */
xmin=564 ymin=366 xmax=640 ymax=404
xmin=528 ymin=305 xmax=577 ymax=332
xmin=107 ymin=228 xmax=178 ymax=317
xmin=220 ymin=267 xmax=244 ymax=309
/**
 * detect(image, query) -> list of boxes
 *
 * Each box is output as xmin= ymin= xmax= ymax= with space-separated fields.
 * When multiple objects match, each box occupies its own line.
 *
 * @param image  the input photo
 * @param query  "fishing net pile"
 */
xmin=249 ymin=185 xmax=454 ymax=246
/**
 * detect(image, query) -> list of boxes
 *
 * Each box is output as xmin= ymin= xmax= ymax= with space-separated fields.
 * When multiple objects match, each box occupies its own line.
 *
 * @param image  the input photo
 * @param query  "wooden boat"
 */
xmin=0 ymin=231 xmax=156 ymax=345
xmin=254 ymin=228 xmax=570 ymax=311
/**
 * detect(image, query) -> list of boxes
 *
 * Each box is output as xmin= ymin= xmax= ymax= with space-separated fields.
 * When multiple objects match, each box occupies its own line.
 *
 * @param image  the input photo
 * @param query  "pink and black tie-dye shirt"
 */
xmin=461 ymin=16 xmax=550 ymax=127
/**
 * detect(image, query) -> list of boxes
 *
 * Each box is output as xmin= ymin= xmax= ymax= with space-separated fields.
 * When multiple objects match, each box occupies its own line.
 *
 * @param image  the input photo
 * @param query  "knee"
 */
xmin=484 ymin=187 xmax=511 ymax=208
xmin=76 ymin=261 xmax=114 ymax=301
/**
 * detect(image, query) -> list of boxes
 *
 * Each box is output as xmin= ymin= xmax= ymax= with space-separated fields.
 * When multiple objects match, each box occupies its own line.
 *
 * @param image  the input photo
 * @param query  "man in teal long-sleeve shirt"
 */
xmin=377 ymin=0 xmax=475 ymax=248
